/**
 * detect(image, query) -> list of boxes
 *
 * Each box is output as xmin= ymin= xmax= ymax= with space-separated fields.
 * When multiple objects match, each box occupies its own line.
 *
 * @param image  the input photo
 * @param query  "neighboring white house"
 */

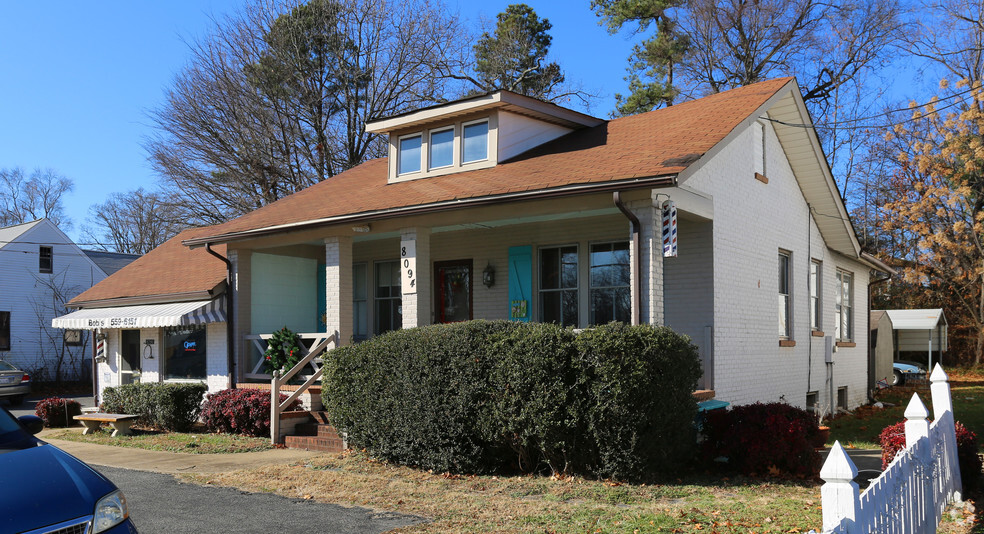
xmin=0 ymin=219 xmax=124 ymax=381
xmin=53 ymin=78 xmax=892 ymax=414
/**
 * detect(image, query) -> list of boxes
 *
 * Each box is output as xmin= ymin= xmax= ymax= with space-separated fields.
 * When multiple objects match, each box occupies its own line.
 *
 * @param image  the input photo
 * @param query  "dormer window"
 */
xmin=462 ymin=120 xmax=489 ymax=164
xmin=398 ymin=134 xmax=422 ymax=175
xmin=429 ymin=127 xmax=454 ymax=170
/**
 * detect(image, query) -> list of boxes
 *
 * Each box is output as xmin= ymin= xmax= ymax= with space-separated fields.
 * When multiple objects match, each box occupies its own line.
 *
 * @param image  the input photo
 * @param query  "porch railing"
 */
xmin=269 ymin=333 xmax=337 ymax=444
xmin=821 ymin=364 xmax=962 ymax=533
xmin=244 ymin=332 xmax=335 ymax=380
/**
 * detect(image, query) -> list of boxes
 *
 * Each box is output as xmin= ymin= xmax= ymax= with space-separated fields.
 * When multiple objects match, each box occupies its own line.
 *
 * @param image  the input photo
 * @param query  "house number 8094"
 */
xmin=401 ymin=240 xmax=417 ymax=294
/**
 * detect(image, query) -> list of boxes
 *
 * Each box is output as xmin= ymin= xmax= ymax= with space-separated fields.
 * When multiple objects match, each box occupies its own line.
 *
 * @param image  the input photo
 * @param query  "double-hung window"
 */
xmin=39 ymin=246 xmax=53 ymax=273
xmin=539 ymin=245 xmax=578 ymax=326
xmin=778 ymin=252 xmax=791 ymax=338
xmin=374 ymin=261 xmax=402 ymax=335
xmin=589 ymin=242 xmax=630 ymax=325
xmin=836 ymin=270 xmax=854 ymax=341
xmin=398 ymin=134 xmax=422 ymax=175
xmin=810 ymin=260 xmax=821 ymax=331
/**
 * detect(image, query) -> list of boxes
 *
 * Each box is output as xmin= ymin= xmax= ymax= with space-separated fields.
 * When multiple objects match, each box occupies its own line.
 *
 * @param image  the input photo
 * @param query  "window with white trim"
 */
xmin=835 ymin=270 xmax=854 ymax=341
xmin=779 ymin=251 xmax=791 ymax=338
xmin=429 ymin=127 xmax=454 ymax=169
xmin=398 ymin=134 xmax=422 ymax=175
xmin=810 ymin=259 xmax=821 ymax=330
xmin=462 ymin=119 xmax=489 ymax=163
xmin=589 ymin=241 xmax=630 ymax=325
xmin=539 ymin=245 xmax=578 ymax=326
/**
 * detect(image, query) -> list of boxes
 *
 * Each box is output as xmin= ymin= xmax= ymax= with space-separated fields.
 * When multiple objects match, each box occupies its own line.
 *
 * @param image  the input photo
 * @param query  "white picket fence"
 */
xmin=821 ymin=364 xmax=963 ymax=533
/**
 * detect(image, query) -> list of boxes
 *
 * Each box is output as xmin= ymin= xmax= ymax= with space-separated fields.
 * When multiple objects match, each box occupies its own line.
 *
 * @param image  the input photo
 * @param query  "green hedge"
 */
xmin=323 ymin=320 xmax=702 ymax=480
xmin=101 ymin=382 xmax=206 ymax=431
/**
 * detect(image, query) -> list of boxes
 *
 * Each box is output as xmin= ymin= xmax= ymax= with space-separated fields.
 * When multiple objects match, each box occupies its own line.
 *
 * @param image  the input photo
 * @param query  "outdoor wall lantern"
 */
xmin=483 ymin=263 xmax=495 ymax=288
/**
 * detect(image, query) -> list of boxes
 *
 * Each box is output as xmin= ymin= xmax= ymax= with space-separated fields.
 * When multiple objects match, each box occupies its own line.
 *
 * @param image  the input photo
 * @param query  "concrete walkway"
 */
xmin=36 ymin=428 xmax=321 ymax=474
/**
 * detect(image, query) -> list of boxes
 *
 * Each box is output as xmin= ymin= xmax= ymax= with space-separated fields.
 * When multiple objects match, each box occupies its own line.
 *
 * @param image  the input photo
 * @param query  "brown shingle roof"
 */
xmin=191 ymin=78 xmax=793 ymax=243
xmin=69 ymin=227 xmax=226 ymax=306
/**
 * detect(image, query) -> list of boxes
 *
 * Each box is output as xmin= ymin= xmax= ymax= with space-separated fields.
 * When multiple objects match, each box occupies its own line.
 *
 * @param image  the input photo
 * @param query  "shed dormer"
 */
xmin=365 ymin=91 xmax=604 ymax=183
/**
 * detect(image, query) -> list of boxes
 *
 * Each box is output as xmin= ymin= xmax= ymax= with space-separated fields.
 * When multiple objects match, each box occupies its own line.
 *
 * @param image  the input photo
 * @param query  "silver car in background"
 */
xmin=0 ymin=360 xmax=30 ymax=405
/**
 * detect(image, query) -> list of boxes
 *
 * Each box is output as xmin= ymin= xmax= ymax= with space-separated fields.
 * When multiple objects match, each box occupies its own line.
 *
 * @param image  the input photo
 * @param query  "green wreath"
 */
xmin=264 ymin=326 xmax=303 ymax=374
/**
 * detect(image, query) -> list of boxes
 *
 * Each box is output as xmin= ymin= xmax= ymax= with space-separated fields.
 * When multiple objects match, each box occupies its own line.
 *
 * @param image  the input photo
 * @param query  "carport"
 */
xmin=884 ymin=309 xmax=948 ymax=369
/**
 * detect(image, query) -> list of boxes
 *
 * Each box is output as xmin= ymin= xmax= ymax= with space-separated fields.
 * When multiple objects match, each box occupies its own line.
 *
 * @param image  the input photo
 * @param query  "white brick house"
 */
xmin=54 ymin=78 xmax=889 ymax=413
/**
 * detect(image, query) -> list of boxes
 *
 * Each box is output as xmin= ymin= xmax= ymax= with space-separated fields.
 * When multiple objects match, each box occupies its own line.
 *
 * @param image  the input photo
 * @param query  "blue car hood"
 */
xmin=0 ymin=443 xmax=117 ymax=533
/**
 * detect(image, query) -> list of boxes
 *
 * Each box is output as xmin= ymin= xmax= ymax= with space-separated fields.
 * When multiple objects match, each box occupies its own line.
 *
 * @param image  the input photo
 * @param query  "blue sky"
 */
xmin=0 ymin=1 xmax=637 ymax=242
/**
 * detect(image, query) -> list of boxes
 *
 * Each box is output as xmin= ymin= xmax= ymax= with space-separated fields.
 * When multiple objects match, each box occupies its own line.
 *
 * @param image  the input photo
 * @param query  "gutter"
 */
xmin=866 ymin=255 xmax=894 ymax=402
xmin=183 ymin=175 xmax=677 ymax=247
xmin=205 ymin=243 xmax=237 ymax=390
xmin=613 ymin=191 xmax=641 ymax=325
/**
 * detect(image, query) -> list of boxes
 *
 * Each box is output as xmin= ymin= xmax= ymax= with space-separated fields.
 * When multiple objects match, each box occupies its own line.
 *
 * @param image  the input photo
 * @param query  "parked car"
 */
xmin=893 ymin=360 xmax=927 ymax=386
xmin=0 ymin=359 xmax=30 ymax=405
xmin=0 ymin=406 xmax=137 ymax=533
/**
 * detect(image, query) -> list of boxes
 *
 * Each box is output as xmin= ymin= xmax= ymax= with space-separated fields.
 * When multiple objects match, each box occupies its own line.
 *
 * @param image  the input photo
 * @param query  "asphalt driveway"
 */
xmin=98 ymin=465 xmax=424 ymax=533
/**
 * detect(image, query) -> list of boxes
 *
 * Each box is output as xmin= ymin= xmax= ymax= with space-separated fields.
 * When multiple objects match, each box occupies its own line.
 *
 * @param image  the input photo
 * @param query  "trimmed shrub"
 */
xmin=101 ymin=383 xmax=206 ymax=431
xmin=323 ymin=320 xmax=703 ymax=480
xmin=700 ymin=402 xmax=823 ymax=477
xmin=577 ymin=322 xmax=703 ymax=480
xmin=201 ymin=388 xmax=301 ymax=437
xmin=35 ymin=397 xmax=82 ymax=427
xmin=879 ymin=420 xmax=982 ymax=488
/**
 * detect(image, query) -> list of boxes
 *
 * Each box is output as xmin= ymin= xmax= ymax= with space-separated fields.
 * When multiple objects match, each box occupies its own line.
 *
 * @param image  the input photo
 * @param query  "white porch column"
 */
xmin=628 ymin=199 xmax=664 ymax=326
xmin=399 ymin=227 xmax=431 ymax=328
xmin=324 ymin=236 xmax=353 ymax=346
xmin=228 ymin=248 xmax=252 ymax=383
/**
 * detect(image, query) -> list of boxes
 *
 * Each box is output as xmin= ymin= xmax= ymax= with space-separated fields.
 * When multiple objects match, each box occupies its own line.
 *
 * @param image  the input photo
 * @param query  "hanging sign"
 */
xmin=401 ymin=238 xmax=417 ymax=294
xmin=662 ymin=200 xmax=678 ymax=257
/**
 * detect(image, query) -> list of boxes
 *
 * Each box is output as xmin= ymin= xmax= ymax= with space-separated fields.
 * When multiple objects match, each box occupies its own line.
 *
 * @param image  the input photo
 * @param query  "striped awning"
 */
xmin=51 ymin=299 xmax=225 ymax=329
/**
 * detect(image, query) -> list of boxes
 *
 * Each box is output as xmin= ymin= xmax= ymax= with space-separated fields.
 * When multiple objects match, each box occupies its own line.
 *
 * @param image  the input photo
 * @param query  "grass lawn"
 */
xmin=188 ymin=450 xmax=827 ymax=533
xmin=827 ymin=368 xmax=984 ymax=452
xmin=47 ymin=425 xmax=273 ymax=454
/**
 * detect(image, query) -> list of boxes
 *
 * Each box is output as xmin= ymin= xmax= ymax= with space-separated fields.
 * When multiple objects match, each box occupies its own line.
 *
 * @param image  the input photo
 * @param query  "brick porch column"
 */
xmin=399 ymin=227 xmax=431 ymax=328
xmin=324 ymin=236 xmax=353 ymax=346
xmin=628 ymin=199 xmax=664 ymax=326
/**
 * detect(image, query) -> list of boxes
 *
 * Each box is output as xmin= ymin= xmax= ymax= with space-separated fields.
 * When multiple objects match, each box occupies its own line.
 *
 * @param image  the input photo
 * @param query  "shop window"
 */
xmin=163 ymin=325 xmax=206 ymax=380
xmin=374 ymin=261 xmax=402 ymax=335
xmin=0 ymin=312 xmax=9 ymax=351
xmin=589 ymin=241 xmax=630 ymax=325
xmin=39 ymin=246 xmax=53 ymax=273
xmin=539 ymin=245 xmax=578 ymax=326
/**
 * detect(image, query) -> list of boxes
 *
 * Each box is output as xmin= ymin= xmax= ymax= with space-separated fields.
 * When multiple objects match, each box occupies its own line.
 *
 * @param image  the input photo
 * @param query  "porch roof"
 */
xmin=51 ymin=298 xmax=225 ymax=330
xmin=183 ymin=78 xmax=796 ymax=246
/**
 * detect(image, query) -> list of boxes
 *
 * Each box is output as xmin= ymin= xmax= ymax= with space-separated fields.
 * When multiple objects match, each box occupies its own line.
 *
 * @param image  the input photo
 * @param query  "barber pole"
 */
xmin=662 ymin=200 xmax=677 ymax=257
xmin=95 ymin=335 xmax=106 ymax=362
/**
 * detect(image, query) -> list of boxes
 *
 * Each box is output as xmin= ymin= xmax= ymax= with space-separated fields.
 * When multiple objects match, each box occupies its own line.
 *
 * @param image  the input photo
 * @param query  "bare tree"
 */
xmin=147 ymin=0 xmax=470 ymax=226
xmin=28 ymin=270 xmax=90 ymax=383
xmin=81 ymin=188 xmax=183 ymax=254
xmin=902 ymin=0 xmax=984 ymax=84
xmin=0 ymin=167 xmax=74 ymax=230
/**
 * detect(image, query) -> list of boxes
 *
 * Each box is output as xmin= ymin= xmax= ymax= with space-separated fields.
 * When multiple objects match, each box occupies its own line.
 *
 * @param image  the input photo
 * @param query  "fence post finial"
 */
xmin=820 ymin=441 xmax=860 ymax=533
xmin=904 ymin=393 xmax=930 ymax=453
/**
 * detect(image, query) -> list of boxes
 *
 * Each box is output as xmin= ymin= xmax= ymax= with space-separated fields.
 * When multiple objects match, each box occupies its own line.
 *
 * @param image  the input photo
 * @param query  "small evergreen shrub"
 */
xmin=878 ymin=420 xmax=982 ymax=488
xmin=101 ymin=383 xmax=205 ymax=431
xmin=323 ymin=320 xmax=703 ymax=480
xmin=35 ymin=397 xmax=81 ymax=427
xmin=700 ymin=402 xmax=823 ymax=477
xmin=201 ymin=388 xmax=301 ymax=437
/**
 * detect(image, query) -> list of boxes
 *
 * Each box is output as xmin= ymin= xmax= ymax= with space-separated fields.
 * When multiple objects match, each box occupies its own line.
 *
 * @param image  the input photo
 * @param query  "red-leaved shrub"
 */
xmin=200 ymin=389 xmax=301 ymax=437
xmin=35 ymin=397 xmax=82 ymax=427
xmin=878 ymin=420 xmax=982 ymax=488
xmin=700 ymin=402 xmax=823 ymax=477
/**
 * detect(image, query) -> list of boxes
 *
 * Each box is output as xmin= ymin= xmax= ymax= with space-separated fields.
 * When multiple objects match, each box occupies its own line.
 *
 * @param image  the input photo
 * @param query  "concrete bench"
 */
xmin=74 ymin=413 xmax=140 ymax=437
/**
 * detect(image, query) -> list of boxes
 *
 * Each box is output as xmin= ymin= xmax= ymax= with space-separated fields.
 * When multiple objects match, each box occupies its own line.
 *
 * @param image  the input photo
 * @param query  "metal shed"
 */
xmin=884 ymin=309 xmax=948 ymax=369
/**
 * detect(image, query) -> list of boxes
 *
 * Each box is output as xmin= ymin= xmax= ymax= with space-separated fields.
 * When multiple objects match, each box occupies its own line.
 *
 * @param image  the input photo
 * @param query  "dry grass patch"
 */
xmin=183 ymin=450 xmax=825 ymax=532
xmin=47 ymin=426 xmax=273 ymax=454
